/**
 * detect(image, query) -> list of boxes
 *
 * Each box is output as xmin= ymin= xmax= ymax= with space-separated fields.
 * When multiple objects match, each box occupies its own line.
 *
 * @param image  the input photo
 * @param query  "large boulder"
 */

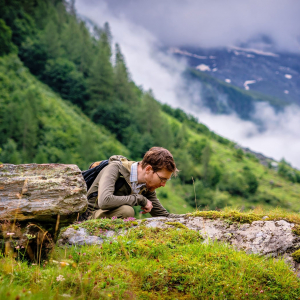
xmin=0 ymin=163 xmax=87 ymax=224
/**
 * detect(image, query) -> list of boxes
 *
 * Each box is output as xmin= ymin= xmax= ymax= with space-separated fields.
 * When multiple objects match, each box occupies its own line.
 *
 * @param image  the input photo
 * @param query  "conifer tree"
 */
xmin=114 ymin=43 xmax=135 ymax=104
xmin=87 ymin=26 xmax=114 ymax=108
xmin=42 ymin=20 xmax=61 ymax=59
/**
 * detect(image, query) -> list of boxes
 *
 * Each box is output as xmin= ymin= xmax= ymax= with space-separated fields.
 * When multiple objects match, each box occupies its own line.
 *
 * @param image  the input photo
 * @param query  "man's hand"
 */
xmin=141 ymin=200 xmax=153 ymax=214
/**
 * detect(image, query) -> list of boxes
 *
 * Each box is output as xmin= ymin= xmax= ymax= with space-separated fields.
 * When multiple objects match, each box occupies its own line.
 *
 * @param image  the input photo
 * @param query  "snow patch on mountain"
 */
xmin=196 ymin=64 xmax=211 ymax=72
xmin=244 ymin=80 xmax=256 ymax=90
xmin=230 ymin=46 xmax=279 ymax=57
xmin=169 ymin=48 xmax=207 ymax=59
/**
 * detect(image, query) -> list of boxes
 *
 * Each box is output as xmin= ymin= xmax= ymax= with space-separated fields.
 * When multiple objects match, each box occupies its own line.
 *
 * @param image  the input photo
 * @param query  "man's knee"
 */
xmin=92 ymin=205 xmax=134 ymax=219
xmin=119 ymin=205 xmax=135 ymax=218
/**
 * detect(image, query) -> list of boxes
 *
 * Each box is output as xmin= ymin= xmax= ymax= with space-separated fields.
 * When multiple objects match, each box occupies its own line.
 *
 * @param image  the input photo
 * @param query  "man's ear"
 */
xmin=145 ymin=165 xmax=153 ymax=173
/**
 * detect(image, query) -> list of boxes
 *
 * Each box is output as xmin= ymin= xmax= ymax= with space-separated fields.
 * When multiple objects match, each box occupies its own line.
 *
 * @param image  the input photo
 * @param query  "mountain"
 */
xmin=170 ymin=46 xmax=300 ymax=119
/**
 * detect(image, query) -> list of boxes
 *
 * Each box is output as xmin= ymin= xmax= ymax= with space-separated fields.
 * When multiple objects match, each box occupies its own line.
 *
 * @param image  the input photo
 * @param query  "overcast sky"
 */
xmin=76 ymin=0 xmax=300 ymax=168
xmin=78 ymin=0 xmax=300 ymax=51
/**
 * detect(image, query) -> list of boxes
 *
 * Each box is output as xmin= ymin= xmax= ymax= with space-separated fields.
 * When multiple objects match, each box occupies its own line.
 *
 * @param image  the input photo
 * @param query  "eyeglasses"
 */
xmin=155 ymin=172 xmax=171 ymax=183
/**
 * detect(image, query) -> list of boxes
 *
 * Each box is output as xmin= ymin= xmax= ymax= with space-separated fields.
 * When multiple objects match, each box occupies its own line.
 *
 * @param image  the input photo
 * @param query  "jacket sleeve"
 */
xmin=98 ymin=162 xmax=148 ymax=210
xmin=146 ymin=190 xmax=183 ymax=218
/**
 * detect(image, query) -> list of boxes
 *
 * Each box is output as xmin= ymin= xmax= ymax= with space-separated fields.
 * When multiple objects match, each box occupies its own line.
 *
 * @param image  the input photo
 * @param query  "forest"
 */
xmin=1 ymin=0 xmax=300 ymax=214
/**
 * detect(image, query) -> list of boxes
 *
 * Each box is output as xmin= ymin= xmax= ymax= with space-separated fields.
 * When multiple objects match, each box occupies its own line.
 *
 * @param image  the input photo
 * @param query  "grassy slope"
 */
xmin=161 ymin=112 xmax=300 ymax=212
xmin=0 ymin=55 xmax=129 ymax=169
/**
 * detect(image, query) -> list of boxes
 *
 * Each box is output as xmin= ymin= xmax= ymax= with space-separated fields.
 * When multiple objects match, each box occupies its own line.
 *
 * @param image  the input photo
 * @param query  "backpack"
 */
xmin=81 ymin=160 xmax=126 ymax=200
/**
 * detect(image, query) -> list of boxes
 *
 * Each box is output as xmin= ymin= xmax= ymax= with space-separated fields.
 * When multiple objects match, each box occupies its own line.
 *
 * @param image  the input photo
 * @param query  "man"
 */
xmin=85 ymin=147 xmax=180 ymax=219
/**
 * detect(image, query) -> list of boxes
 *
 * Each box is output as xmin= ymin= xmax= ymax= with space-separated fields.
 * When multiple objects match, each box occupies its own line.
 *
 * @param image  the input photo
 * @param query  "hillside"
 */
xmin=1 ymin=0 xmax=300 ymax=216
xmin=0 ymin=55 xmax=128 ymax=170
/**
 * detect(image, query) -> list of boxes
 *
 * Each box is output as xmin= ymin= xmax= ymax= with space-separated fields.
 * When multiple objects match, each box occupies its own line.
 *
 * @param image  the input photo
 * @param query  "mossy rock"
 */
xmin=292 ymin=224 xmax=300 ymax=236
xmin=292 ymin=249 xmax=300 ymax=262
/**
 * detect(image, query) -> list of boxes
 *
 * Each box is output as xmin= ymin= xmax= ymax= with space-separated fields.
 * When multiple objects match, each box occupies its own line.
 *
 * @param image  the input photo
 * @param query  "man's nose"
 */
xmin=161 ymin=181 xmax=166 ymax=187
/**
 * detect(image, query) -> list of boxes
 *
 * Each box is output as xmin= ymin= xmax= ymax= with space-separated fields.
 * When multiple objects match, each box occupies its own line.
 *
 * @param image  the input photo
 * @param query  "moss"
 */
xmin=292 ymin=225 xmax=300 ymax=236
xmin=189 ymin=210 xmax=261 ymax=224
xmin=188 ymin=208 xmax=300 ymax=226
xmin=165 ymin=221 xmax=189 ymax=230
xmin=65 ymin=218 xmax=138 ymax=237
xmin=292 ymin=249 xmax=300 ymax=262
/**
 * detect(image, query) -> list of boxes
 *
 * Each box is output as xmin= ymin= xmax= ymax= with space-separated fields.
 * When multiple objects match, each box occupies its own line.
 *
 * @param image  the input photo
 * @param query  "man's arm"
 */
xmin=98 ymin=163 xmax=148 ymax=210
xmin=145 ymin=191 xmax=183 ymax=218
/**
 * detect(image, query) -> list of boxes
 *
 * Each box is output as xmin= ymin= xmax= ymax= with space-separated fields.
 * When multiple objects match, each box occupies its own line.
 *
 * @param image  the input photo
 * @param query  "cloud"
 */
xmin=76 ymin=0 xmax=300 ymax=169
xmin=78 ymin=0 xmax=300 ymax=52
xmin=195 ymin=104 xmax=300 ymax=169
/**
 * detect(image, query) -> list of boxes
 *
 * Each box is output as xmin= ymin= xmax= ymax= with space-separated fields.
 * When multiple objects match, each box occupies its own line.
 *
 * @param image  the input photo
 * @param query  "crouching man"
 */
xmin=84 ymin=147 xmax=180 ymax=219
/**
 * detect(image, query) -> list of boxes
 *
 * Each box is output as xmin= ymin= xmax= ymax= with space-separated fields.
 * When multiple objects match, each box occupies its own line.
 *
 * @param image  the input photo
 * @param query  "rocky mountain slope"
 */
xmin=170 ymin=46 xmax=300 ymax=119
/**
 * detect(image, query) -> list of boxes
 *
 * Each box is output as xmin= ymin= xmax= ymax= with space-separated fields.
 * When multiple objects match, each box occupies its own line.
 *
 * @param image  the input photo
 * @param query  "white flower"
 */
xmin=56 ymin=275 xmax=65 ymax=282
xmin=7 ymin=233 xmax=15 ymax=236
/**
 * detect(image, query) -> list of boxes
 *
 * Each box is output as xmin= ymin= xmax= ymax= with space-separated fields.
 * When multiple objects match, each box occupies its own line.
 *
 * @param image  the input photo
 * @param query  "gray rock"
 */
xmin=0 ymin=163 xmax=87 ymax=223
xmin=58 ymin=227 xmax=103 ymax=246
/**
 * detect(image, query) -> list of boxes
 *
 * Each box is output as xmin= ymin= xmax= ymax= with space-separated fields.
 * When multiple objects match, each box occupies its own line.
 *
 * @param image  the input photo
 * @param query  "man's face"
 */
xmin=144 ymin=166 xmax=173 ymax=192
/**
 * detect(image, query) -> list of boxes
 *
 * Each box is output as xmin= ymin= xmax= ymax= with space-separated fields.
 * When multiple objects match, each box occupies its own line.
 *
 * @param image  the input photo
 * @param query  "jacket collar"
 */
xmin=108 ymin=155 xmax=149 ymax=194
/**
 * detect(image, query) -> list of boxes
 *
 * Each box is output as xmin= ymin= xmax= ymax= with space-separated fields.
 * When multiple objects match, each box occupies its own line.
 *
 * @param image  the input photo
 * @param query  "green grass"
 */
xmin=1 ymin=219 xmax=300 ymax=299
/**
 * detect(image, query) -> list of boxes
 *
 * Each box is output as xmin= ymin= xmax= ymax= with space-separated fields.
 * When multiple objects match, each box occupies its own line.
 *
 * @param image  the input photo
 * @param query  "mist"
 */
xmin=76 ymin=0 xmax=300 ymax=169
xmin=77 ymin=0 xmax=300 ymax=52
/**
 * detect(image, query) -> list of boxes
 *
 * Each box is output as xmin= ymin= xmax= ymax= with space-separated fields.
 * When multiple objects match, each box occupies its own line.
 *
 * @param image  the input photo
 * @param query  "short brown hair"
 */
xmin=141 ymin=147 xmax=179 ymax=176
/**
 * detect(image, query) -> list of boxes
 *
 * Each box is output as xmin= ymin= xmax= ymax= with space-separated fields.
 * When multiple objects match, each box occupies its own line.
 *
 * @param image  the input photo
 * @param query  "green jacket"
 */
xmin=87 ymin=155 xmax=179 ymax=217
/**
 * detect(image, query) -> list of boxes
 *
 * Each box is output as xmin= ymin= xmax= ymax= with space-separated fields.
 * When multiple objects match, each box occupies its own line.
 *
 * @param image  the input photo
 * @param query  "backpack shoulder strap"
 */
xmin=82 ymin=160 xmax=109 ymax=191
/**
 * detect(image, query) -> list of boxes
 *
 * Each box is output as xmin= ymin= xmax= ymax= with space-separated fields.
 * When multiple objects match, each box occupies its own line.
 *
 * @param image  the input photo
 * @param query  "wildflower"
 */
xmin=124 ymin=217 xmax=135 ymax=222
xmin=82 ymin=253 xmax=86 ymax=256
xmin=245 ymin=293 xmax=248 ymax=296
xmin=56 ymin=275 xmax=65 ymax=282
xmin=7 ymin=233 xmax=15 ymax=236
xmin=25 ymin=234 xmax=36 ymax=239
xmin=260 ymin=290 xmax=264 ymax=293
xmin=15 ymin=246 xmax=20 ymax=250
xmin=60 ymin=262 xmax=69 ymax=267
xmin=111 ymin=216 xmax=117 ymax=220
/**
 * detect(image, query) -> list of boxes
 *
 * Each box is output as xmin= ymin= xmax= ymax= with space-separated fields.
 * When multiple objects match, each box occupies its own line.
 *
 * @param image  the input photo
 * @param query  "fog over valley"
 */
xmin=76 ymin=0 xmax=300 ymax=169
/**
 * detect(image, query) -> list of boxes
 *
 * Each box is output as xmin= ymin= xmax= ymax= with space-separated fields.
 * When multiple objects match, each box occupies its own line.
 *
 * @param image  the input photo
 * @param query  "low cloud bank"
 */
xmin=76 ymin=0 xmax=300 ymax=169
xmin=78 ymin=0 xmax=300 ymax=52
